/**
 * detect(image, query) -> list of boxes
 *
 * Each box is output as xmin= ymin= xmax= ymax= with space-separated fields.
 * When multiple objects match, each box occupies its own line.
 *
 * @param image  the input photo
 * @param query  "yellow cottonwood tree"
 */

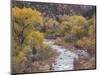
xmin=26 ymin=31 xmax=44 ymax=46
xmin=12 ymin=6 xmax=44 ymax=72
xmin=12 ymin=6 xmax=43 ymax=44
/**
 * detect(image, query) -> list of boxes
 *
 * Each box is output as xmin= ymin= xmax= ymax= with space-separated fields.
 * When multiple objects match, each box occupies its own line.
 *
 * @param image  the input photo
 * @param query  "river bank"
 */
xmin=43 ymin=39 xmax=95 ymax=71
xmin=43 ymin=39 xmax=79 ymax=71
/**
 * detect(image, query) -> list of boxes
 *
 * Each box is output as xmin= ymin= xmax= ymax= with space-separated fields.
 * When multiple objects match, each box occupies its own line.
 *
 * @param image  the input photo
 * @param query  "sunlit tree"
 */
xmin=12 ymin=6 xmax=44 ymax=72
xmin=12 ymin=6 xmax=43 ymax=44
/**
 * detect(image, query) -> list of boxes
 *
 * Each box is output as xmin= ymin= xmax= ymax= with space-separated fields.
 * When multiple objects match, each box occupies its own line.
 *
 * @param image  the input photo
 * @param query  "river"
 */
xmin=43 ymin=39 xmax=79 ymax=71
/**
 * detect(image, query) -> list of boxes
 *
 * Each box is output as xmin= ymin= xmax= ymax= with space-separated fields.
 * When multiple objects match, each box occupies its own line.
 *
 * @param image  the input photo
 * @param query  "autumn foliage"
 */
xmin=12 ymin=1 xmax=96 ymax=73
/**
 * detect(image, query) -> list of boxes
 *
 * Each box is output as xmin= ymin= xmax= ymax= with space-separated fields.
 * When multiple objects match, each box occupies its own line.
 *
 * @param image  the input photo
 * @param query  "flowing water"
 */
xmin=43 ymin=39 xmax=79 ymax=71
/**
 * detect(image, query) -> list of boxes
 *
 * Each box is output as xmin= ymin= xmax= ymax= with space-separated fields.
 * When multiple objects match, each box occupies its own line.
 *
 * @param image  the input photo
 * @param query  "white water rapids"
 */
xmin=43 ymin=39 xmax=79 ymax=71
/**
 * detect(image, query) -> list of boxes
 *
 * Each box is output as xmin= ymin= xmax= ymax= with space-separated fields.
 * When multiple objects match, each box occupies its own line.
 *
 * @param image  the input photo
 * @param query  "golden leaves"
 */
xmin=69 ymin=16 xmax=86 ymax=26
xmin=12 ymin=6 xmax=43 ymax=26
xmin=12 ymin=6 xmax=44 ymax=66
